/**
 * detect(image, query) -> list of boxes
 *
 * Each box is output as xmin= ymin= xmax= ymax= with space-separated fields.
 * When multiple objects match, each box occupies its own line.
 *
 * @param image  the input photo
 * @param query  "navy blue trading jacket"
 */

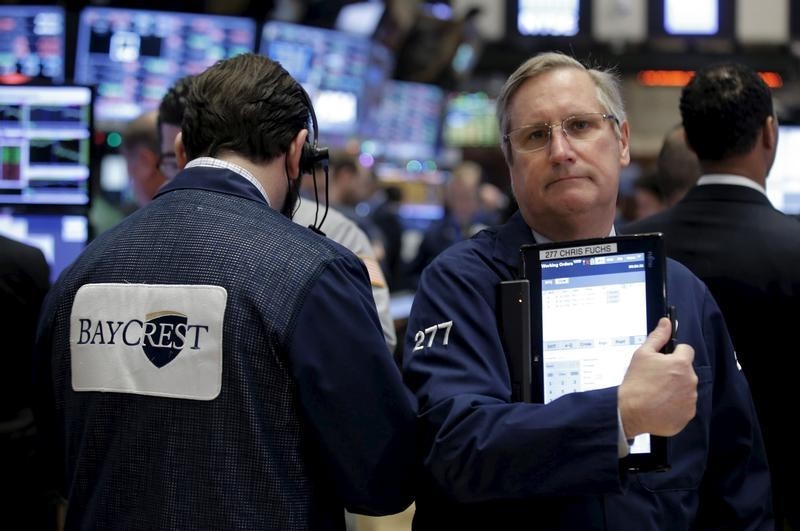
xmin=35 ymin=166 xmax=416 ymax=530
xmin=403 ymin=211 xmax=772 ymax=530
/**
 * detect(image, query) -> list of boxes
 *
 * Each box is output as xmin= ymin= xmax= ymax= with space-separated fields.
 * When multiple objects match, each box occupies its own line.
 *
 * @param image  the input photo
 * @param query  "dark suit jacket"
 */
xmin=623 ymin=182 xmax=800 ymax=527
xmin=0 ymin=235 xmax=49 ymax=418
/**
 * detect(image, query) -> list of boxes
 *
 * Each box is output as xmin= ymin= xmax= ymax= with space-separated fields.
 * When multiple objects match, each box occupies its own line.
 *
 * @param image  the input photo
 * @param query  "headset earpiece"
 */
xmin=297 ymin=86 xmax=329 ymax=176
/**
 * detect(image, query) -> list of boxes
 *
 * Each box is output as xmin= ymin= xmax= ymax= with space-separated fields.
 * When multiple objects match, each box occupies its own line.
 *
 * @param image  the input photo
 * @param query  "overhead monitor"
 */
xmin=0 ymin=210 xmax=89 ymax=283
xmin=335 ymin=1 xmax=386 ymax=37
xmin=442 ymin=92 xmax=498 ymax=148
xmin=0 ymin=85 xmax=93 ymax=206
xmin=766 ymin=125 xmax=800 ymax=215
xmin=362 ymin=80 xmax=444 ymax=162
xmin=516 ymin=0 xmax=582 ymax=37
xmin=0 ymin=5 xmax=65 ymax=84
xmin=651 ymin=0 xmax=732 ymax=37
xmin=665 ymin=0 xmax=718 ymax=34
xmin=74 ymin=7 xmax=256 ymax=129
xmin=260 ymin=21 xmax=391 ymax=147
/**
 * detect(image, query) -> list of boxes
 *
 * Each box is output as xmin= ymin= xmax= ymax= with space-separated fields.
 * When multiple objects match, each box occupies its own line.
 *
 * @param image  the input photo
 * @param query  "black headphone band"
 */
xmin=296 ymin=84 xmax=329 ymax=175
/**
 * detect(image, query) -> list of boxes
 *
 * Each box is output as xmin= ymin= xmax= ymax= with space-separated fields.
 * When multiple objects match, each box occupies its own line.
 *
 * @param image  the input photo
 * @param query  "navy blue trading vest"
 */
xmin=43 ymin=167 xmax=351 ymax=530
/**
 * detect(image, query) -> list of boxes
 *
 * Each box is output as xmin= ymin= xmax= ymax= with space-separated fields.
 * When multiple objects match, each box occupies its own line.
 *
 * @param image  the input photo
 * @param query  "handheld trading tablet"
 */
xmin=520 ymin=234 xmax=672 ymax=472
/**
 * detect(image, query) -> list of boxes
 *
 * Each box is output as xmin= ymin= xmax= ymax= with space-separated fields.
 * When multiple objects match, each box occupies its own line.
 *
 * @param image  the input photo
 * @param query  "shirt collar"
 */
xmin=697 ymin=173 xmax=767 ymax=197
xmin=185 ymin=157 xmax=272 ymax=207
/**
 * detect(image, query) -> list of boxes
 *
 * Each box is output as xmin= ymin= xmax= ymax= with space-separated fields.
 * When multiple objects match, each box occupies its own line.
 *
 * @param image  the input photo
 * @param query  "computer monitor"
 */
xmin=515 ymin=0 xmax=582 ymax=36
xmin=0 ymin=5 xmax=65 ymax=84
xmin=74 ymin=7 xmax=256 ymax=130
xmin=442 ymin=92 xmax=498 ymax=148
xmin=767 ymin=125 xmax=800 ymax=215
xmin=0 ymin=85 xmax=93 ymax=206
xmin=260 ymin=21 xmax=390 ymax=148
xmin=0 ymin=210 xmax=89 ymax=283
xmin=362 ymin=80 xmax=444 ymax=162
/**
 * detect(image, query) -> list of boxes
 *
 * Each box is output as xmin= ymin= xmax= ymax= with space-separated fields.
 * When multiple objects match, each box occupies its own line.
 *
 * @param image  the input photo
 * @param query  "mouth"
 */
xmin=546 ymin=175 xmax=588 ymax=188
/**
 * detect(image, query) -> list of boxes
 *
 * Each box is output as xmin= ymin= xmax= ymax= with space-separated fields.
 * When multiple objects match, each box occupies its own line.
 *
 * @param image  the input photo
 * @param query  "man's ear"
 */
xmin=617 ymin=120 xmax=631 ymax=167
xmin=175 ymin=131 xmax=188 ymax=170
xmin=286 ymin=128 xmax=309 ymax=179
xmin=763 ymin=114 xmax=778 ymax=151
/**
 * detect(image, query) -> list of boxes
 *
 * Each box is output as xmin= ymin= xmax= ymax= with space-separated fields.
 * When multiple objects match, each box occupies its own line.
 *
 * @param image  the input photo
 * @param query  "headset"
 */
xmin=295 ymin=84 xmax=330 ymax=235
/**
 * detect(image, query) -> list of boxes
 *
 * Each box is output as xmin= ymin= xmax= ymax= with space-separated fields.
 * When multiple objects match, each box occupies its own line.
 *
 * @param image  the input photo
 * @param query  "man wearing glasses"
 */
xmin=402 ymin=52 xmax=772 ymax=529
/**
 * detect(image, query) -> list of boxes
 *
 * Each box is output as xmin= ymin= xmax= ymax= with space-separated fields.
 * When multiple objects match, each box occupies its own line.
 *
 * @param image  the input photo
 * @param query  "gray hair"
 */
xmin=496 ymin=52 xmax=626 ymax=161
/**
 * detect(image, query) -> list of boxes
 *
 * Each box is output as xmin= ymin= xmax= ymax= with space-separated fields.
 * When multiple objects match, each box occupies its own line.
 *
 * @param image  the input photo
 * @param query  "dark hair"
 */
xmin=159 ymin=75 xmax=194 ymax=129
xmin=680 ymin=63 xmax=773 ymax=161
xmin=181 ymin=53 xmax=310 ymax=163
xmin=332 ymin=154 xmax=358 ymax=176
xmin=656 ymin=124 xmax=701 ymax=204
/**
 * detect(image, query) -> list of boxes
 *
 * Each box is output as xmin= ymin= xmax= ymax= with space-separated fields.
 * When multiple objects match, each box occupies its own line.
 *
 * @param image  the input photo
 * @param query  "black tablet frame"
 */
xmin=520 ymin=233 xmax=670 ymax=472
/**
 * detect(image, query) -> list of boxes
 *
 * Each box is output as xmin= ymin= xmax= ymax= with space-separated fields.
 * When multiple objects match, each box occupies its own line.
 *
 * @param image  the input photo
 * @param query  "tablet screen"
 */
xmin=522 ymin=234 xmax=668 ymax=470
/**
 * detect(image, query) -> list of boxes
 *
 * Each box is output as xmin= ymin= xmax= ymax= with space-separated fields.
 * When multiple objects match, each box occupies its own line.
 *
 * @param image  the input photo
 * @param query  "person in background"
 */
xmin=120 ymin=110 xmax=167 ymax=207
xmin=631 ymin=170 xmax=666 ymax=221
xmin=157 ymin=75 xmax=194 ymax=180
xmin=403 ymin=51 xmax=771 ymax=530
xmin=656 ymin=124 xmax=702 ymax=207
xmin=406 ymin=161 xmax=488 ymax=286
xmin=34 ymin=53 xmax=415 ymax=530
xmin=0 ymin=235 xmax=50 ymax=529
xmin=624 ymin=62 xmax=799 ymax=530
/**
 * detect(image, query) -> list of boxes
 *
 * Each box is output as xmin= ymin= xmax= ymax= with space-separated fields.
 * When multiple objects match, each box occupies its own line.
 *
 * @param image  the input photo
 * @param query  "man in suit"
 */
xmin=34 ymin=53 xmax=415 ymax=530
xmin=625 ymin=61 xmax=800 ymax=529
xmin=0 ymin=235 xmax=49 ymax=526
xmin=120 ymin=110 xmax=168 ymax=207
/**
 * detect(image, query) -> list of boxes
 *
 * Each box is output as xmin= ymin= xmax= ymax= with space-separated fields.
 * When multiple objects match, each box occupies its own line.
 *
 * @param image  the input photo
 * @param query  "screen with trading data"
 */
xmin=260 ymin=21 xmax=393 ymax=147
xmin=75 ymin=7 xmax=255 ymax=128
xmin=0 ymin=5 xmax=65 ymax=84
xmin=362 ymin=80 xmax=444 ymax=161
xmin=0 ymin=85 xmax=92 ymax=206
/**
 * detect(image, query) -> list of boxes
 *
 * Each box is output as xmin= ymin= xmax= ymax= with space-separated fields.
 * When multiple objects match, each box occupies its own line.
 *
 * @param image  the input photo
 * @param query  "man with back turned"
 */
xmin=34 ymin=53 xmax=415 ymax=530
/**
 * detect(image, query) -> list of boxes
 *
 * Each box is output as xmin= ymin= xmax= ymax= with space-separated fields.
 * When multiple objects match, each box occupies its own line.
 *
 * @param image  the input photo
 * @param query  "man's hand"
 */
xmin=618 ymin=317 xmax=698 ymax=438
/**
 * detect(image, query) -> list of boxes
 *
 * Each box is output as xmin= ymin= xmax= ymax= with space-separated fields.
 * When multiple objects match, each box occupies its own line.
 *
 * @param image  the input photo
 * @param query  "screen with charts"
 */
xmin=442 ymin=91 xmax=499 ymax=148
xmin=0 ymin=85 xmax=92 ymax=206
xmin=0 ymin=210 xmax=89 ymax=283
xmin=362 ymin=80 xmax=444 ymax=162
xmin=0 ymin=5 xmax=65 ymax=84
xmin=539 ymin=251 xmax=651 ymax=453
xmin=767 ymin=125 xmax=800 ymax=215
xmin=74 ymin=7 xmax=256 ymax=128
xmin=260 ymin=21 xmax=392 ymax=147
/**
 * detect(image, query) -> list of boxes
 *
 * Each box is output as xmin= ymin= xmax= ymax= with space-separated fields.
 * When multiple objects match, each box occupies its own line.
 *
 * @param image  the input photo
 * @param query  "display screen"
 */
xmin=74 ymin=7 xmax=256 ymax=128
xmin=362 ymin=80 xmax=443 ymax=161
xmin=767 ymin=125 xmax=800 ymax=215
xmin=0 ymin=211 xmax=89 ymax=283
xmin=664 ymin=0 xmax=718 ymax=35
xmin=0 ymin=5 xmax=65 ymax=84
xmin=538 ymin=250 xmax=651 ymax=453
xmin=518 ymin=0 xmax=580 ymax=36
xmin=260 ymin=21 xmax=391 ymax=146
xmin=442 ymin=92 xmax=498 ymax=148
xmin=0 ymin=85 xmax=92 ymax=206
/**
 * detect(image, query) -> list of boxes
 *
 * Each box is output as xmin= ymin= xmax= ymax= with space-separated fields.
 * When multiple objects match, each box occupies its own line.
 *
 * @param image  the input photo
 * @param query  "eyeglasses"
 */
xmin=503 ymin=112 xmax=619 ymax=153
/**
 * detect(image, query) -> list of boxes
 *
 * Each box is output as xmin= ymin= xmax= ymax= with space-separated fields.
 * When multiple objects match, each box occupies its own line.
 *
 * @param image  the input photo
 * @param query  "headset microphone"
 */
xmin=295 ymin=84 xmax=330 ymax=234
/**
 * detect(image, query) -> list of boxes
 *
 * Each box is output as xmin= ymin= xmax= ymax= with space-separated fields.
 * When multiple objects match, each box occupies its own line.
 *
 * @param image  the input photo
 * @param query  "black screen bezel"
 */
xmin=521 ymin=233 xmax=669 ymax=472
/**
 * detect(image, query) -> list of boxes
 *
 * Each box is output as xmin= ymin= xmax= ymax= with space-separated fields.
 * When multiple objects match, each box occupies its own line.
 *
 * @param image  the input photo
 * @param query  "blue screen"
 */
xmin=0 ymin=211 xmax=89 ymax=283
xmin=0 ymin=5 xmax=65 ymax=84
xmin=362 ymin=80 xmax=443 ymax=161
xmin=0 ymin=85 xmax=93 ymax=206
xmin=75 ymin=7 xmax=256 ymax=128
xmin=260 ymin=22 xmax=392 ymax=146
